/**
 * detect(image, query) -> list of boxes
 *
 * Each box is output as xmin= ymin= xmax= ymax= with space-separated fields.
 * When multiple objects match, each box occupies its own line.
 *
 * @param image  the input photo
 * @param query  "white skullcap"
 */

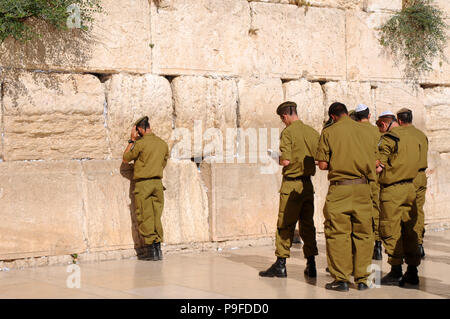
xmin=355 ymin=104 xmax=369 ymax=112
xmin=379 ymin=111 xmax=396 ymax=118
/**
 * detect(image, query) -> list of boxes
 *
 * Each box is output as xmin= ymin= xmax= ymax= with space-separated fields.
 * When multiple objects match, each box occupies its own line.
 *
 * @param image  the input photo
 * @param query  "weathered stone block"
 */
xmin=373 ymin=82 xmax=426 ymax=130
xmin=323 ymin=81 xmax=373 ymax=114
xmin=0 ymin=0 xmax=152 ymax=74
xmin=163 ymin=160 xmax=210 ymax=244
xmin=201 ymin=163 xmax=282 ymax=241
xmin=248 ymin=0 xmax=363 ymax=9
xmin=2 ymin=72 xmax=108 ymax=161
xmin=151 ymin=0 xmax=251 ymax=76
xmin=105 ymin=74 xmax=173 ymax=159
xmin=283 ymin=79 xmax=325 ymax=132
xmin=171 ymin=76 xmax=238 ymax=159
xmin=422 ymin=19 xmax=450 ymax=85
xmin=249 ymin=3 xmax=346 ymax=79
xmin=425 ymin=152 xmax=450 ymax=224
xmin=363 ymin=0 xmax=402 ymax=12
xmin=0 ymin=161 xmax=86 ymax=260
xmin=346 ymin=11 xmax=403 ymax=81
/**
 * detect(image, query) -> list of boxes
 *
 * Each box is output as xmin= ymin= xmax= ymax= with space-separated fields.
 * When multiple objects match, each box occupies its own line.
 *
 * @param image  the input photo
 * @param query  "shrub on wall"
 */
xmin=0 ymin=0 xmax=102 ymax=43
xmin=379 ymin=0 xmax=448 ymax=83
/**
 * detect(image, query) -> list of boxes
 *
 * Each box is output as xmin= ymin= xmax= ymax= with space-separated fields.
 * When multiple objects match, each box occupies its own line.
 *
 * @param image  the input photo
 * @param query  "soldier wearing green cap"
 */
xmin=259 ymin=101 xmax=320 ymax=279
xmin=123 ymin=116 xmax=169 ymax=261
xmin=396 ymin=108 xmax=428 ymax=259
xmin=376 ymin=112 xmax=421 ymax=286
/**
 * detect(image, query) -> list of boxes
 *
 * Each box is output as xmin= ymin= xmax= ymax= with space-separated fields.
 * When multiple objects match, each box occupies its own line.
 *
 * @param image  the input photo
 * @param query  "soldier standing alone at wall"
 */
xmin=376 ymin=111 xmax=422 ymax=286
xmin=396 ymin=108 xmax=429 ymax=259
xmin=259 ymin=101 xmax=320 ymax=279
xmin=123 ymin=116 xmax=169 ymax=261
xmin=316 ymin=102 xmax=377 ymax=292
xmin=354 ymin=104 xmax=383 ymax=261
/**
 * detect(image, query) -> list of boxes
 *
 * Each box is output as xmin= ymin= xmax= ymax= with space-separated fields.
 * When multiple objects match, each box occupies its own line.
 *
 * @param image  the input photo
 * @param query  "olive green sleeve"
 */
xmin=316 ymin=130 xmax=330 ymax=162
xmin=163 ymin=143 xmax=169 ymax=168
xmin=311 ymin=129 xmax=320 ymax=160
xmin=123 ymin=141 xmax=141 ymax=162
xmin=279 ymin=129 xmax=292 ymax=162
xmin=378 ymin=136 xmax=395 ymax=166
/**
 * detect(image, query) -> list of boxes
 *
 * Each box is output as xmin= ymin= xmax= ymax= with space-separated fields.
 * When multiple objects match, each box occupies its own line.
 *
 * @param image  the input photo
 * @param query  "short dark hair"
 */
xmin=136 ymin=117 xmax=150 ymax=130
xmin=355 ymin=108 xmax=370 ymax=121
xmin=328 ymin=102 xmax=348 ymax=117
xmin=397 ymin=110 xmax=413 ymax=124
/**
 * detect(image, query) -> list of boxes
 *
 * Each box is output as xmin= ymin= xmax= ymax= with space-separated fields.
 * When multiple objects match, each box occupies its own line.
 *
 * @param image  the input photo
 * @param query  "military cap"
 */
xmin=276 ymin=101 xmax=297 ymax=116
xmin=134 ymin=116 xmax=149 ymax=127
xmin=397 ymin=107 xmax=412 ymax=115
xmin=355 ymin=104 xmax=368 ymax=113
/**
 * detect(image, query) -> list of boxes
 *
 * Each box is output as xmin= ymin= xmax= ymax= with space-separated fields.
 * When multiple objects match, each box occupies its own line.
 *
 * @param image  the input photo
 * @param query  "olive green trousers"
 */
xmin=323 ymin=183 xmax=373 ymax=284
xmin=413 ymin=171 xmax=427 ymax=245
xmin=134 ymin=179 xmax=164 ymax=245
xmin=380 ymin=183 xmax=420 ymax=267
xmin=275 ymin=178 xmax=318 ymax=259
xmin=370 ymin=181 xmax=381 ymax=241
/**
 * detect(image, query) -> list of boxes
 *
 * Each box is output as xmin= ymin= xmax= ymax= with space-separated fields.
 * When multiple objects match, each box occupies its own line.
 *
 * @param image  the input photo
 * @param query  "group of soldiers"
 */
xmin=259 ymin=101 xmax=428 ymax=292
xmin=122 ymin=100 xmax=428 ymax=292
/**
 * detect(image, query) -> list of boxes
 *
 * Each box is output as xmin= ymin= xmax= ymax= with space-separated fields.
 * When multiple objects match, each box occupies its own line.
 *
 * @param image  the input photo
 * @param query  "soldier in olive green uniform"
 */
xmin=397 ymin=108 xmax=428 ymax=259
xmin=259 ymin=102 xmax=320 ymax=279
xmin=123 ymin=116 xmax=169 ymax=261
xmin=317 ymin=102 xmax=377 ymax=292
xmin=376 ymin=111 xmax=421 ymax=286
xmin=354 ymin=104 xmax=383 ymax=260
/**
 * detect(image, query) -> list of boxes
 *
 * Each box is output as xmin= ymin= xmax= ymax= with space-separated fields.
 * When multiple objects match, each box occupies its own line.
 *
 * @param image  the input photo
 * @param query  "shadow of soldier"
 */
xmin=119 ymin=162 xmax=146 ymax=259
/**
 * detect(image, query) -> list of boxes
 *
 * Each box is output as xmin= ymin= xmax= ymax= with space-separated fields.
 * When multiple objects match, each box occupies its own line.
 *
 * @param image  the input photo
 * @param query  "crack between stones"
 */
xmin=79 ymin=161 xmax=91 ymax=254
xmin=103 ymin=85 xmax=113 ymax=160
xmin=0 ymin=78 xmax=5 ymax=162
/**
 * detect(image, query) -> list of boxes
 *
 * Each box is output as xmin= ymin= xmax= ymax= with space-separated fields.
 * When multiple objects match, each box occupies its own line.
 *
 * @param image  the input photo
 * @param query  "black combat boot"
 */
xmin=372 ymin=241 xmax=383 ymax=260
xmin=399 ymin=265 xmax=419 ymax=286
xmin=357 ymin=282 xmax=369 ymax=291
xmin=419 ymin=244 xmax=425 ymax=259
xmin=155 ymin=242 xmax=163 ymax=260
xmin=145 ymin=243 xmax=159 ymax=261
xmin=325 ymin=280 xmax=349 ymax=292
xmin=381 ymin=265 xmax=402 ymax=286
xmin=304 ymin=256 xmax=317 ymax=278
xmin=259 ymin=257 xmax=287 ymax=278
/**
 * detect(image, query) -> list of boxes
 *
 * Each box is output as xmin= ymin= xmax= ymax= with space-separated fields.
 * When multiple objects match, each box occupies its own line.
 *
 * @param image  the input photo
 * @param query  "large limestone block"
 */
xmin=151 ymin=0 xmax=251 ymax=76
xmin=424 ymin=152 xmax=450 ymax=224
xmin=311 ymin=170 xmax=329 ymax=233
xmin=163 ymin=160 xmax=210 ymax=244
xmin=238 ymin=77 xmax=284 ymax=162
xmin=424 ymin=86 xmax=450 ymax=153
xmin=81 ymin=160 xmax=141 ymax=252
xmin=323 ymin=81 xmax=373 ymax=113
xmin=374 ymin=82 xmax=426 ymax=130
xmin=249 ymin=3 xmax=346 ymax=79
xmin=346 ymin=11 xmax=403 ymax=81
xmin=363 ymin=0 xmax=402 ymax=12
xmin=171 ymin=76 xmax=238 ymax=160
xmin=248 ymin=1 xmax=363 ymax=10
xmin=283 ymin=79 xmax=325 ymax=132
xmin=422 ymin=19 xmax=450 ymax=85
xmin=0 ymin=0 xmax=152 ymax=73
xmin=201 ymin=163 xmax=282 ymax=241
xmin=2 ymin=72 xmax=108 ymax=161
xmin=0 ymin=161 xmax=86 ymax=260
xmin=106 ymin=74 xmax=173 ymax=159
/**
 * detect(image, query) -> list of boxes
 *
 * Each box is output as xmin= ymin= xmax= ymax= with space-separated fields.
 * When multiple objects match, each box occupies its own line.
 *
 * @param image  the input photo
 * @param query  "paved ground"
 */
xmin=1 ymin=230 xmax=449 ymax=299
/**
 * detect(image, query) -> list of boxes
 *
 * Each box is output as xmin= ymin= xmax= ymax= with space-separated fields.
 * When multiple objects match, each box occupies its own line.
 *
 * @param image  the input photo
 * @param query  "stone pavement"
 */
xmin=1 ymin=230 xmax=449 ymax=299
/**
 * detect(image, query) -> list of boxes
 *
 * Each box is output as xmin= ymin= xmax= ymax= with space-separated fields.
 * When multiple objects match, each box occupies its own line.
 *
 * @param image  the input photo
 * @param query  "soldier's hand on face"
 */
xmin=131 ymin=126 xmax=139 ymax=141
xmin=376 ymin=165 xmax=383 ymax=174
xmin=280 ymin=159 xmax=290 ymax=167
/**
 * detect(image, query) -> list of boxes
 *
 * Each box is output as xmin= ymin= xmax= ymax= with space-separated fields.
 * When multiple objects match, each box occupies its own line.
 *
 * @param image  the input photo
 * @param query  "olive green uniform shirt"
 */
xmin=360 ymin=121 xmax=381 ymax=162
xmin=123 ymin=133 xmax=169 ymax=180
xmin=406 ymin=125 xmax=428 ymax=170
xmin=378 ymin=126 xmax=421 ymax=185
xmin=316 ymin=116 xmax=377 ymax=182
xmin=279 ymin=120 xmax=320 ymax=178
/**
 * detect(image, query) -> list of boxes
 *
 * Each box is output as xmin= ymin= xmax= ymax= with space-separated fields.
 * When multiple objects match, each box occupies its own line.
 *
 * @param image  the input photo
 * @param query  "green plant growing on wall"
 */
xmin=0 ymin=0 xmax=103 ymax=43
xmin=379 ymin=0 xmax=448 ymax=83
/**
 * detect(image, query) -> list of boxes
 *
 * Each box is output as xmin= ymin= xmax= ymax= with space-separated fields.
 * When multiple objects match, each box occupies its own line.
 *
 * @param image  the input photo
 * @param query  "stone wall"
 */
xmin=1 ymin=0 xmax=449 ymax=265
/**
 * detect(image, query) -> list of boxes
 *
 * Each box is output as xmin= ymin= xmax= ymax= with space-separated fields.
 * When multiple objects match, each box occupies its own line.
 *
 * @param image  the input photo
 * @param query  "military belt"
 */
xmin=381 ymin=179 xmax=413 ymax=188
xmin=330 ymin=178 xmax=368 ymax=186
xmin=283 ymin=176 xmax=311 ymax=182
xmin=135 ymin=177 xmax=162 ymax=182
